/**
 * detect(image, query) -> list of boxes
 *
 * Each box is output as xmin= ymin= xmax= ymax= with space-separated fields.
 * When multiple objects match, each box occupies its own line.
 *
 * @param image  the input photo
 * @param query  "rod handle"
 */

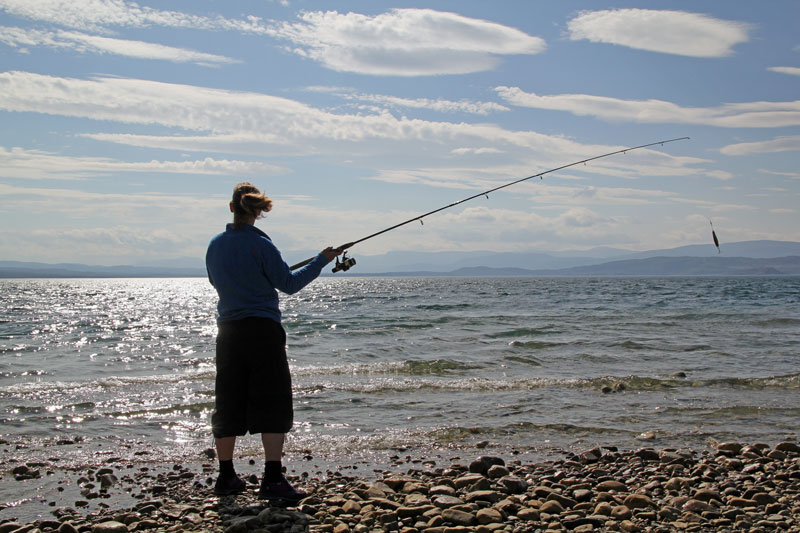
xmin=289 ymin=257 xmax=314 ymax=270
xmin=289 ymin=242 xmax=354 ymax=271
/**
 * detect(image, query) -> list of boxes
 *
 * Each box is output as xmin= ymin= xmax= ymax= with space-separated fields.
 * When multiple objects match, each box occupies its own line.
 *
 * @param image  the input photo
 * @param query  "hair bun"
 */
xmin=232 ymin=182 xmax=272 ymax=218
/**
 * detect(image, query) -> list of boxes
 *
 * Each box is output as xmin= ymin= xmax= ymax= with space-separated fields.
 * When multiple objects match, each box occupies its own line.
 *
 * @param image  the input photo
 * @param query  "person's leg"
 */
xmin=214 ymin=436 xmax=244 ymax=495
xmin=262 ymin=432 xmax=285 ymax=483
xmin=212 ymin=321 xmax=247 ymax=496
xmin=261 ymin=432 xmax=284 ymax=462
xmin=253 ymin=322 xmax=305 ymax=502
xmin=216 ymin=436 xmax=237 ymax=461
xmin=213 ymin=434 xmax=245 ymax=495
xmin=258 ymin=431 xmax=305 ymax=501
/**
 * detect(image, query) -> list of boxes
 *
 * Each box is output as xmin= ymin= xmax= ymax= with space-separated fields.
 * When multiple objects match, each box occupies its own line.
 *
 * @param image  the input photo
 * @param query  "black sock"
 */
xmin=219 ymin=459 xmax=235 ymax=479
xmin=264 ymin=460 xmax=282 ymax=483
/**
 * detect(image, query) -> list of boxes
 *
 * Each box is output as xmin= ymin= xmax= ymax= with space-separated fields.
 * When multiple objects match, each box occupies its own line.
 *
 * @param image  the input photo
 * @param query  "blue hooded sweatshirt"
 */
xmin=206 ymin=223 xmax=329 ymax=323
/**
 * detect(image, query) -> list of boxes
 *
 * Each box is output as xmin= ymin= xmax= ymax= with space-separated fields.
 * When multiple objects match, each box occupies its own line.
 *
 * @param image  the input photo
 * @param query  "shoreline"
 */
xmin=1 ymin=440 xmax=798 ymax=532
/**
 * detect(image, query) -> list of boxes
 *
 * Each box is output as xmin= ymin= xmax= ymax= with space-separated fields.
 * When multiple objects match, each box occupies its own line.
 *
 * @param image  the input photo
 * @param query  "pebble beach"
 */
xmin=2 ymin=440 xmax=799 ymax=533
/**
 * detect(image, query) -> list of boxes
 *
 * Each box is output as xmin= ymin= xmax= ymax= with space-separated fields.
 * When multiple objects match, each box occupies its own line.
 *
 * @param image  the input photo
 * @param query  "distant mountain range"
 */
xmin=2 ymin=240 xmax=800 ymax=278
xmin=0 ymin=261 xmax=207 ymax=278
xmin=366 ymin=256 xmax=800 ymax=277
xmin=347 ymin=240 xmax=800 ymax=273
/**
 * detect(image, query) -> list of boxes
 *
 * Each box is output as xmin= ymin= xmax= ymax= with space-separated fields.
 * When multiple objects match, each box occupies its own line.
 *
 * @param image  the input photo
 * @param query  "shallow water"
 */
xmin=1 ymin=276 xmax=799 ymax=517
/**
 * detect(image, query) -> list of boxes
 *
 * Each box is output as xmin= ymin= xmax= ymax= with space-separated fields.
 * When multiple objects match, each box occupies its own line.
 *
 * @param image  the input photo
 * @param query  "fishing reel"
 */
xmin=332 ymin=251 xmax=356 ymax=273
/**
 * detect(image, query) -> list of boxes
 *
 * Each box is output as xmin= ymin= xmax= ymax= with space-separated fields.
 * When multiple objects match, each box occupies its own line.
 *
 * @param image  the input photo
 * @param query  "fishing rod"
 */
xmin=290 ymin=136 xmax=690 ymax=272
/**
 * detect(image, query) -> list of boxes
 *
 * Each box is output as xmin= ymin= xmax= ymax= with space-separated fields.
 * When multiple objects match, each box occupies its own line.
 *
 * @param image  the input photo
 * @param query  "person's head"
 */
xmin=230 ymin=182 xmax=272 ymax=224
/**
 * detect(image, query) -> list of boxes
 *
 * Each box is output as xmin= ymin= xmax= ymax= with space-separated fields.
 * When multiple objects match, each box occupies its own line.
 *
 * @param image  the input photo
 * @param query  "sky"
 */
xmin=1 ymin=0 xmax=799 ymax=266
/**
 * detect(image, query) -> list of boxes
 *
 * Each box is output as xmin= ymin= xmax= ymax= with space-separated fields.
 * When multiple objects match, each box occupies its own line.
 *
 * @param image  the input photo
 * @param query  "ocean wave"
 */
xmin=0 ymin=368 xmax=215 ymax=396
xmin=503 ymin=355 xmax=544 ymax=366
xmin=0 ymin=369 xmax=50 ymax=379
xmin=595 ymin=373 xmax=800 ymax=391
xmin=754 ymin=317 xmax=800 ymax=327
xmin=662 ymin=405 xmax=800 ymax=418
xmin=292 ymin=359 xmax=482 ymax=377
xmin=507 ymin=340 xmax=561 ymax=350
xmin=415 ymin=303 xmax=473 ymax=311
xmin=294 ymin=372 xmax=800 ymax=395
xmin=431 ymin=421 xmax=641 ymax=442
xmin=487 ymin=327 xmax=556 ymax=338
xmin=109 ymin=401 xmax=214 ymax=419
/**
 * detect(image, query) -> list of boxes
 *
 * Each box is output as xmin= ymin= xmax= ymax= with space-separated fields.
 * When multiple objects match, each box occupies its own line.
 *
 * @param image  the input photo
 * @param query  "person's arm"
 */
xmin=260 ymin=240 xmax=339 ymax=294
xmin=205 ymin=246 xmax=216 ymax=287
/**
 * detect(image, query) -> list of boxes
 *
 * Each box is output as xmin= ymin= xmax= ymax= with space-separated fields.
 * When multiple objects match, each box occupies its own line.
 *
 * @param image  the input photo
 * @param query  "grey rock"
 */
xmin=497 ymin=475 xmax=527 ymax=494
xmin=774 ymin=441 xmax=800 ymax=454
xmin=596 ymin=480 xmax=627 ymax=492
xmin=91 ymin=521 xmax=128 ymax=533
xmin=441 ymin=508 xmax=476 ymax=526
xmin=465 ymin=490 xmax=502 ymax=503
xmin=468 ymin=456 xmax=505 ymax=476
xmin=623 ymin=494 xmax=654 ymax=509
xmin=432 ymin=495 xmax=464 ymax=508
xmin=486 ymin=464 xmax=509 ymax=479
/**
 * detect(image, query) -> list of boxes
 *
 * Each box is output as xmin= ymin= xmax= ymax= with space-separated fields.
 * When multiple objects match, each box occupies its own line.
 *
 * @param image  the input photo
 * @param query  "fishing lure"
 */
xmin=710 ymin=220 xmax=720 ymax=254
xmin=291 ymin=137 xmax=690 ymax=271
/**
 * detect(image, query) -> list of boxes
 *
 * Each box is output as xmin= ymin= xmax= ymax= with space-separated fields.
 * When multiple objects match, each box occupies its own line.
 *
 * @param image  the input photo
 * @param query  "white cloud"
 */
xmin=768 ymin=66 xmax=800 ymax=77
xmin=758 ymin=169 xmax=800 ymax=179
xmin=4 ymin=0 xmax=544 ymax=82
xmin=0 ymin=146 xmax=283 ymax=180
xmin=567 ymin=9 xmax=750 ymax=58
xmin=372 ymin=166 xmax=677 ymax=206
xmin=309 ymin=87 xmax=510 ymax=115
xmin=0 ymin=182 xmax=226 ymax=263
xmin=770 ymin=208 xmax=796 ymax=214
xmin=0 ymin=71 xmax=708 ymax=191
xmin=495 ymin=86 xmax=800 ymax=128
xmin=0 ymin=25 xmax=239 ymax=65
xmin=0 ymin=3 xmax=547 ymax=76
xmin=266 ymin=9 xmax=545 ymax=76
xmin=720 ymin=136 xmax=800 ymax=156
xmin=0 ymin=0 xmax=269 ymax=34
xmin=450 ymin=147 xmax=504 ymax=156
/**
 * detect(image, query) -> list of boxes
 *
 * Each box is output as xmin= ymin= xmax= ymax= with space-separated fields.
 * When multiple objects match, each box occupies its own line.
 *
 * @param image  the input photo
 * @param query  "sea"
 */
xmin=1 ymin=276 xmax=799 ymax=520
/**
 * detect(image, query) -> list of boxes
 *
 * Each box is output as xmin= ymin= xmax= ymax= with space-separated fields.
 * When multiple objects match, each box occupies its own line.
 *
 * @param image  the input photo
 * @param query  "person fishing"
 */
xmin=205 ymin=182 xmax=341 ymax=501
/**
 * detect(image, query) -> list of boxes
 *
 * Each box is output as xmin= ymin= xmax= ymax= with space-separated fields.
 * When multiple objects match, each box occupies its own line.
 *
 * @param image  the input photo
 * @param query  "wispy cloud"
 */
xmin=304 ymin=86 xmax=509 ymax=115
xmin=2 ymin=3 xmax=547 ymax=76
xmin=266 ymin=9 xmax=545 ymax=76
xmin=0 ymin=25 xmax=239 ymax=65
xmin=768 ymin=66 xmax=800 ymax=77
xmin=758 ymin=168 xmax=800 ymax=179
xmin=0 ymin=146 xmax=282 ymax=180
xmin=720 ymin=135 xmax=800 ymax=156
xmin=0 ymin=181 xmax=226 ymax=262
xmin=0 ymin=71 xmax=708 ymax=189
xmin=567 ymin=9 xmax=750 ymax=58
xmin=495 ymin=86 xmax=800 ymax=128
xmin=0 ymin=0 xmax=268 ymax=34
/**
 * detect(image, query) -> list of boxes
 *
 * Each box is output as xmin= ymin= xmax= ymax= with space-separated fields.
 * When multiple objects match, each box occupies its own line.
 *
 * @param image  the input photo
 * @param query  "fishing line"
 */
xmin=291 ymin=137 xmax=690 ymax=272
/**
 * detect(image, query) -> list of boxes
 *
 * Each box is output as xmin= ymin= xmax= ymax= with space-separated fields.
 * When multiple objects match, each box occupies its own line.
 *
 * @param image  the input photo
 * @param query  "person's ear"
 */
xmin=229 ymin=202 xmax=234 ymax=213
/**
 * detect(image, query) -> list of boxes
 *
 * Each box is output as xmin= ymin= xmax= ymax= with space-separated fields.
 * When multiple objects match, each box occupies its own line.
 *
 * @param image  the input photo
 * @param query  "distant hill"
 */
xmin=2 ymin=241 xmax=800 ymax=278
xmin=527 ymin=255 xmax=800 ymax=277
xmin=342 ymin=256 xmax=800 ymax=277
xmin=346 ymin=240 xmax=800 ymax=273
xmin=0 ymin=261 xmax=206 ymax=278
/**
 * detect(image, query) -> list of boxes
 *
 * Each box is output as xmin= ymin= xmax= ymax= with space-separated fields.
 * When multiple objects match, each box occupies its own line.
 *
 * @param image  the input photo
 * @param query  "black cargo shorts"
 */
xmin=211 ymin=317 xmax=292 ymax=437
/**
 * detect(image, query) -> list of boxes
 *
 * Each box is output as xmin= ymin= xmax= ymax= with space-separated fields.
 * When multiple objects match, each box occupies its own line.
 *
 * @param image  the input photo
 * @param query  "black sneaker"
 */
xmin=257 ymin=476 xmax=307 ymax=503
xmin=214 ymin=474 xmax=246 ymax=496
